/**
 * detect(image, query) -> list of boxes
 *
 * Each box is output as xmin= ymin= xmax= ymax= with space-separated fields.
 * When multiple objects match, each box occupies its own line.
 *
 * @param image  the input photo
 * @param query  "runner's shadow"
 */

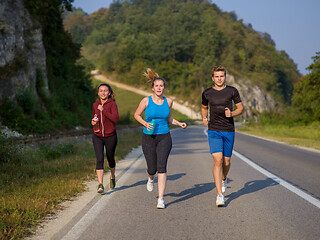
xmin=167 ymin=173 xmax=186 ymax=181
xmin=165 ymin=182 xmax=214 ymax=207
xmin=224 ymin=178 xmax=279 ymax=207
xmin=103 ymin=173 xmax=186 ymax=195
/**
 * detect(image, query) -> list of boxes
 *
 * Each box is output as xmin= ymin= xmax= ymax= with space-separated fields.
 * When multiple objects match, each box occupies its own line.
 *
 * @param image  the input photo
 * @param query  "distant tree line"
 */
xmin=64 ymin=0 xmax=300 ymax=106
xmin=257 ymin=51 xmax=320 ymax=126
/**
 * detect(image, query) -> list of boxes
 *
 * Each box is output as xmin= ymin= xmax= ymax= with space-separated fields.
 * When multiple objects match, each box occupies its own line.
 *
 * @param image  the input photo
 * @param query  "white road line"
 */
xmin=203 ymin=129 xmax=320 ymax=209
xmin=233 ymin=151 xmax=320 ymax=208
xmin=61 ymin=155 xmax=145 ymax=240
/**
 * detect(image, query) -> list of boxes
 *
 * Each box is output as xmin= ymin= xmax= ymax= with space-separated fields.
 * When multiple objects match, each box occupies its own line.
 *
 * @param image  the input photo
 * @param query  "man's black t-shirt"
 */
xmin=202 ymin=86 xmax=242 ymax=132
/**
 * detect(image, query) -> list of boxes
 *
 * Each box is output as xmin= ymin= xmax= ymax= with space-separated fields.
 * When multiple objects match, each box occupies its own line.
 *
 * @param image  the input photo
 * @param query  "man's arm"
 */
xmin=201 ymin=104 xmax=208 ymax=126
xmin=225 ymin=102 xmax=243 ymax=118
xmin=233 ymin=102 xmax=243 ymax=117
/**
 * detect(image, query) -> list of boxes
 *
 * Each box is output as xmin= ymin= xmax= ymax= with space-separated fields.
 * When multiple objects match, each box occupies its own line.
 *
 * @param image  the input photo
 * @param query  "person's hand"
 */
xmin=98 ymin=105 xmax=103 ymax=111
xmin=91 ymin=120 xmax=97 ymax=125
xmin=180 ymin=122 xmax=187 ymax=129
xmin=225 ymin=107 xmax=232 ymax=118
xmin=202 ymin=117 xmax=208 ymax=126
xmin=145 ymin=122 xmax=154 ymax=131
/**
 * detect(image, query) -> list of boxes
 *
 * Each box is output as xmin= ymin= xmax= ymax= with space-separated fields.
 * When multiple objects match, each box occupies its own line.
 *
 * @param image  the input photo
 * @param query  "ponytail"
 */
xmin=144 ymin=68 xmax=166 ymax=87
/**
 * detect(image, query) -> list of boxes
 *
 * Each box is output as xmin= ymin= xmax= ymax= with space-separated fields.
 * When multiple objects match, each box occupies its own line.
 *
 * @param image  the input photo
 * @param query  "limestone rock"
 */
xmin=0 ymin=0 xmax=49 ymax=101
xmin=228 ymin=74 xmax=276 ymax=119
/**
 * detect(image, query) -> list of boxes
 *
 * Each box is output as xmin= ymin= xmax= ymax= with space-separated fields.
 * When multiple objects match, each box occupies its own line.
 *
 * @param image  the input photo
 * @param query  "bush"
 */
xmin=0 ymin=132 xmax=23 ymax=164
xmin=118 ymin=111 xmax=132 ymax=124
xmin=16 ymin=89 xmax=37 ymax=115
xmin=38 ymin=143 xmax=75 ymax=160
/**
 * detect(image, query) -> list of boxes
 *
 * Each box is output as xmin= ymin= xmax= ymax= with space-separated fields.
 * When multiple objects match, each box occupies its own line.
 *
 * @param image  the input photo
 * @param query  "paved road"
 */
xmin=53 ymin=126 xmax=319 ymax=240
xmin=234 ymin=132 xmax=320 ymax=199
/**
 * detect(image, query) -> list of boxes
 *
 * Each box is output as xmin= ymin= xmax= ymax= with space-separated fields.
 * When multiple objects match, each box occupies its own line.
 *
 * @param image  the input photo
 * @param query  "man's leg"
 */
xmin=212 ymin=152 xmax=223 ymax=194
xmin=222 ymin=156 xmax=231 ymax=181
xmin=222 ymin=131 xmax=234 ymax=181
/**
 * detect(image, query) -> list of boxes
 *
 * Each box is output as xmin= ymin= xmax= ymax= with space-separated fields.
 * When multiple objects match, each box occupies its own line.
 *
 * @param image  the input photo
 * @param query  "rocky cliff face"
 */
xmin=0 ymin=0 xmax=49 ymax=102
xmin=228 ymin=74 xmax=276 ymax=119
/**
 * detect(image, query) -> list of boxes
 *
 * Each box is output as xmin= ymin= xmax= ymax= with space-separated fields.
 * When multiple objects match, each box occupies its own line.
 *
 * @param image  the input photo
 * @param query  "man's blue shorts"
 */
xmin=208 ymin=130 xmax=235 ymax=157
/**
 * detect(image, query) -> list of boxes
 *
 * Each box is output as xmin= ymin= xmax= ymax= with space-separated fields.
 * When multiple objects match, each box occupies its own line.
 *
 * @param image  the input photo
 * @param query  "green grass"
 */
xmin=0 ymin=129 xmax=142 ymax=240
xmin=237 ymin=121 xmax=320 ymax=150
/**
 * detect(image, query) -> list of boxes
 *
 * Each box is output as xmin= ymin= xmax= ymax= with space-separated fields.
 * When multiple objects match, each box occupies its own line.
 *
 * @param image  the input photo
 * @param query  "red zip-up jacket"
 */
xmin=92 ymin=98 xmax=119 ymax=137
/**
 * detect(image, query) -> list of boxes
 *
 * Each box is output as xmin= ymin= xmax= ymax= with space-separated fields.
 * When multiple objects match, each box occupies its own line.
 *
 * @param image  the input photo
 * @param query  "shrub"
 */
xmin=0 ymin=132 xmax=23 ymax=164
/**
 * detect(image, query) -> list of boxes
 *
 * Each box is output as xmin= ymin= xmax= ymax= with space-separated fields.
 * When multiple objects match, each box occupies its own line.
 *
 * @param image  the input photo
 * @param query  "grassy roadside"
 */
xmin=237 ymin=121 xmax=320 ymax=150
xmin=0 ymin=129 xmax=142 ymax=240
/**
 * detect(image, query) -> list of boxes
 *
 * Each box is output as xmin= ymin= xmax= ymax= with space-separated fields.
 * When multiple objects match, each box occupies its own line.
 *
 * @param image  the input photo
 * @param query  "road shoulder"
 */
xmin=236 ymin=130 xmax=320 ymax=153
xmin=26 ymin=146 xmax=143 ymax=240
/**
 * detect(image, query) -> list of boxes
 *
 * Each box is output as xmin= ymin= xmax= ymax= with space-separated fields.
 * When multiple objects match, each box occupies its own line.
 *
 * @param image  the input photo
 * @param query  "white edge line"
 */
xmin=203 ymin=129 xmax=320 ymax=209
xmin=61 ymin=154 xmax=145 ymax=240
xmin=233 ymin=151 xmax=320 ymax=208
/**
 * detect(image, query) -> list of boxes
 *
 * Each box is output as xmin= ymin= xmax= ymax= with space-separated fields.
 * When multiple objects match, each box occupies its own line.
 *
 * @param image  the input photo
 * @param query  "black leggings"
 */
xmin=142 ymin=133 xmax=172 ymax=175
xmin=92 ymin=133 xmax=117 ymax=170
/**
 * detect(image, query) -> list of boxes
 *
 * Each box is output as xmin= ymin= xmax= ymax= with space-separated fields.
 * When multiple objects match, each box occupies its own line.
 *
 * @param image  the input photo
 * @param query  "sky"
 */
xmin=72 ymin=0 xmax=320 ymax=75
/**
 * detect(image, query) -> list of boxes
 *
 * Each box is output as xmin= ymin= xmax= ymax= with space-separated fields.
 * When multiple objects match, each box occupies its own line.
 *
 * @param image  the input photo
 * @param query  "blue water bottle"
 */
xmin=146 ymin=119 xmax=156 ymax=135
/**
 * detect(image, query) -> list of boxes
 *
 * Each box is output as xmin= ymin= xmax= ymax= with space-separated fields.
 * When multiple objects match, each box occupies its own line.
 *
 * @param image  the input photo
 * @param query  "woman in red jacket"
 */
xmin=91 ymin=83 xmax=119 ymax=193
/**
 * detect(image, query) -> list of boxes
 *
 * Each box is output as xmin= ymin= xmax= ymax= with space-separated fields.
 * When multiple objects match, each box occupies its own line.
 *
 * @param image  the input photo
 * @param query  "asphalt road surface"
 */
xmin=51 ymin=126 xmax=319 ymax=240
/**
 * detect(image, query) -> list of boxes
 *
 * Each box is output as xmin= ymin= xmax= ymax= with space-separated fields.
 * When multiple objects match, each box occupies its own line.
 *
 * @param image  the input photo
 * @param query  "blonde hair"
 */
xmin=212 ymin=66 xmax=227 ymax=77
xmin=144 ymin=68 xmax=166 ymax=87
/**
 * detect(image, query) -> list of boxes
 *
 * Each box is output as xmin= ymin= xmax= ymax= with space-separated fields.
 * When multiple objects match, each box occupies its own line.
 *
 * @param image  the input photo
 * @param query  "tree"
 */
xmin=292 ymin=52 xmax=320 ymax=122
xmin=71 ymin=0 xmax=300 ymax=107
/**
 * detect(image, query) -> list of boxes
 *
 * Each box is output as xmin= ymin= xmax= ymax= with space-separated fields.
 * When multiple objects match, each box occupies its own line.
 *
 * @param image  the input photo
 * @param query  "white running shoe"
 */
xmin=222 ymin=178 xmax=227 ymax=193
xmin=216 ymin=193 xmax=225 ymax=207
xmin=157 ymin=198 xmax=165 ymax=209
xmin=147 ymin=178 xmax=154 ymax=192
xmin=97 ymin=184 xmax=104 ymax=194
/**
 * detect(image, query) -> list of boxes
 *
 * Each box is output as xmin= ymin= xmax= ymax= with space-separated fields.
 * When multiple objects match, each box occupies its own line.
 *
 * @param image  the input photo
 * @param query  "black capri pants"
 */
xmin=142 ymin=132 xmax=172 ymax=175
xmin=92 ymin=133 xmax=117 ymax=170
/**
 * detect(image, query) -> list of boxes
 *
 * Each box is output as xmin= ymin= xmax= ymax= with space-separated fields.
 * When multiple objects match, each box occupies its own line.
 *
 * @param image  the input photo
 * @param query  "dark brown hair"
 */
xmin=98 ymin=83 xmax=116 ymax=100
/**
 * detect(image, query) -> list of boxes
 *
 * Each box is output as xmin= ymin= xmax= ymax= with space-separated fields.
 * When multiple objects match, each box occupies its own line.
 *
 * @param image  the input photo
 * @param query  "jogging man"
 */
xmin=201 ymin=66 xmax=243 ymax=207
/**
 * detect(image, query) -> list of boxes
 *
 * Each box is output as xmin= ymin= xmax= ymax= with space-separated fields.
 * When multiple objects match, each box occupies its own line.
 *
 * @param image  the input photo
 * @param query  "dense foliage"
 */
xmin=292 ymin=52 xmax=320 ymax=123
xmin=64 ymin=0 xmax=300 ymax=106
xmin=249 ymin=52 xmax=319 ymax=126
xmin=0 ymin=0 xmax=95 ymax=134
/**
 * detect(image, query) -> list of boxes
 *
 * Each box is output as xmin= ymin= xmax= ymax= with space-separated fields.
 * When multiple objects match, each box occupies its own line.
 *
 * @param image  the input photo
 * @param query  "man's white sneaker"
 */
xmin=157 ymin=198 xmax=165 ymax=209
xmin=147 ymin=178 xmax=154 ymax=192
xmin=222 ymin=178 xmax=228 ymax=193
xmin=216 ymin=193 xmax=225 ymax=207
